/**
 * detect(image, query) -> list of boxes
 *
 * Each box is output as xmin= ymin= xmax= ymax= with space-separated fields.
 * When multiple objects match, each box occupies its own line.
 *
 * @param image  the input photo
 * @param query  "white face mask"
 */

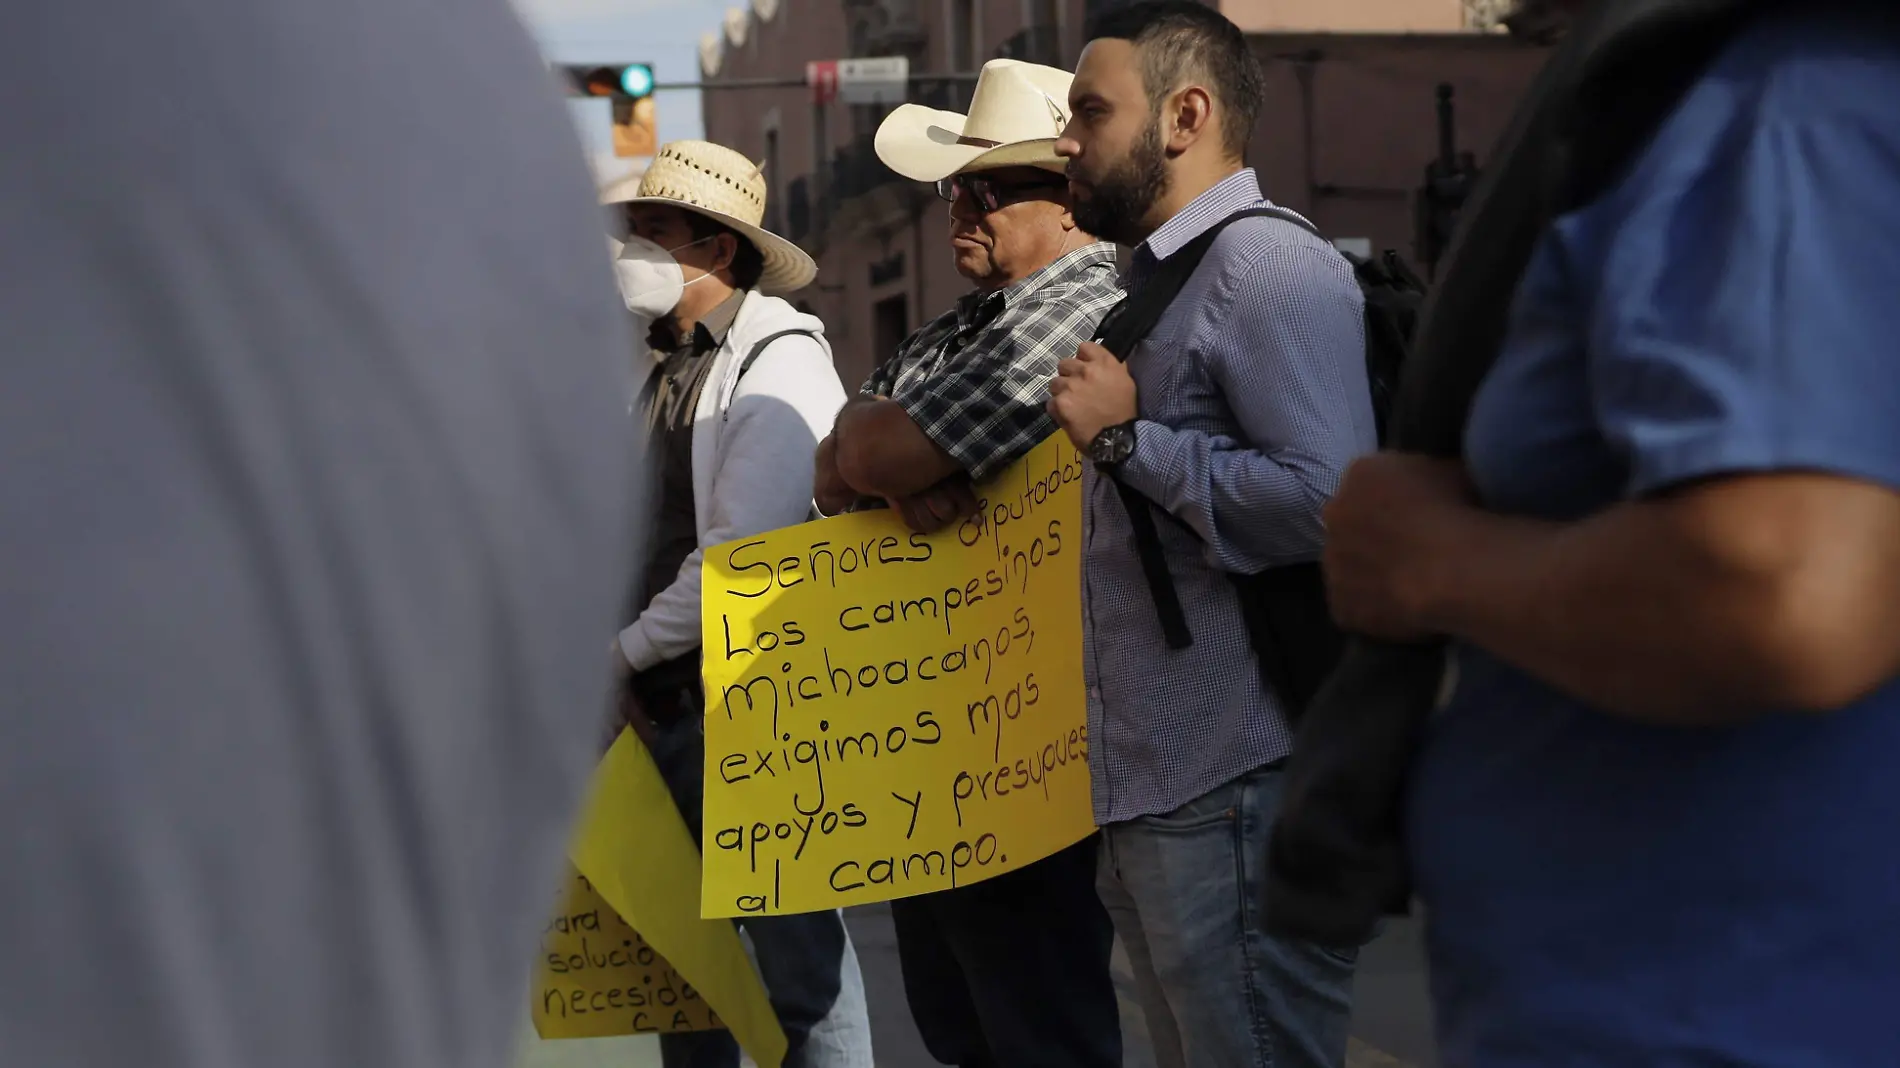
xmin=612 ymin=232 xmax=719 ymax=319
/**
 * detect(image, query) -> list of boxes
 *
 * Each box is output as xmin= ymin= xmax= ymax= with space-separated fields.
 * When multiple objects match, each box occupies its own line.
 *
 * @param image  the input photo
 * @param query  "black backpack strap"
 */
xmin=737 ymin=328 xmax=817 ymax=381
xmin=1094 ymin=207 xmax=1317 ymax=359
xmin=1092 ymin=207 xmax=1320 ymax=652
xmin=1114 ymin=482 xmax=1194 ymax=648
xmin=734 ymin=328 xmax=822 ymax=521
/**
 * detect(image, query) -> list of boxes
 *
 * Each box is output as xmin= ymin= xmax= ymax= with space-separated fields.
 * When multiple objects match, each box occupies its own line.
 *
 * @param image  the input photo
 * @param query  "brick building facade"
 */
xmin=700 ymin=0 xmax=1551 ymax=388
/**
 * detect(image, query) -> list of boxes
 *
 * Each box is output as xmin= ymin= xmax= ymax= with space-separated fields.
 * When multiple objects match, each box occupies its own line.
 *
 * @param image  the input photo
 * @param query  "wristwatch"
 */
xmin=1088 ymin=420 xmax=1138 ymax=469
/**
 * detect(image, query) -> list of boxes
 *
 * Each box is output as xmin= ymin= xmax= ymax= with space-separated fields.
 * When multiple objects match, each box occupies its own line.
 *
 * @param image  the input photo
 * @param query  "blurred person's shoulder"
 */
xmin=1592 ymin=2 xmax=1900 ymax=214
xmin=1716 ymin=1 xmax=1900 ymax=116
xmin=4 ymin=0 xmax=633 ymax=455
xmin=0 ymin=4 xmax=633 ymax=1068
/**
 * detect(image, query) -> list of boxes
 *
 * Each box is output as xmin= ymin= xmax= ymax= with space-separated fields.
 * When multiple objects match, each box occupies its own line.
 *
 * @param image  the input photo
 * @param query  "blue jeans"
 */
xmin=1099 ymin=763 xmax=1358 ymax=1068
xmin=646 ymin=709 xmax=873 ymax=1068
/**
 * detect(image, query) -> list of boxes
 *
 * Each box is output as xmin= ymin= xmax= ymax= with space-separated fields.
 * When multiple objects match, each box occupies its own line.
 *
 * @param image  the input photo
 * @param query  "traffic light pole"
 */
xmin=648 ymin=73 xmax=981 ymax=91
xmin=650 ymin=76 xmax=805 ymax=90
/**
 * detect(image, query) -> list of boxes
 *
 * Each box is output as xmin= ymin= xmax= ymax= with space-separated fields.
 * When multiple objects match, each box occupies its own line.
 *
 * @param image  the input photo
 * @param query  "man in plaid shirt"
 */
xmin=811 ymin=58 xmax=1127 ymax=1068
xmin=825 ymin=246 xmax=1121 ymax=528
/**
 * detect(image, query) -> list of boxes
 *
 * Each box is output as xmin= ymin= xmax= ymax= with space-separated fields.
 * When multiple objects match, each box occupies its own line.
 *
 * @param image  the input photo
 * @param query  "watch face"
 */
xmin=1090 ymin=423 xmax=1133 ymax=465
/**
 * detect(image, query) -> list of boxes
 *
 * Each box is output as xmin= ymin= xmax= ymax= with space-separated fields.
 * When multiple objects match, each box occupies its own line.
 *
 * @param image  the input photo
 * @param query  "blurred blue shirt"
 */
xmin=1413 ymin=7 xmax=1900 ymax=1065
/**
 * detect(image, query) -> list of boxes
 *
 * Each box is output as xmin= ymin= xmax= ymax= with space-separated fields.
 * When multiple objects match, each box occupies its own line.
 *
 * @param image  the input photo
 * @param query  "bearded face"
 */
xmin=1067 ymin=114 xmax=1171 ymax=248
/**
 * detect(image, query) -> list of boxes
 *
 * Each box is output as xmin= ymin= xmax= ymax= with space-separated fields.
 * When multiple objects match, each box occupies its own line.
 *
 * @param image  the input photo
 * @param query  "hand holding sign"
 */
xmin=887 ymin=476 xmax=980 ymax=535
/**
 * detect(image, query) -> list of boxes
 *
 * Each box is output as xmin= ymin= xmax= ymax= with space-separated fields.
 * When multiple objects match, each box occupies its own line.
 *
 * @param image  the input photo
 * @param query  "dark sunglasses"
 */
xmin=935 ymin=173 xmax=1067 ymax=213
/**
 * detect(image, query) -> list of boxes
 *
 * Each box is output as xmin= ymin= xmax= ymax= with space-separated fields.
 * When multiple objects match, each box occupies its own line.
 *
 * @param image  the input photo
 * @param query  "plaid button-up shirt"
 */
xmin=862 ymin=242 xmax=1122 ymax=481
xmin=1084 ymin=170 xmax=1379 ymax=824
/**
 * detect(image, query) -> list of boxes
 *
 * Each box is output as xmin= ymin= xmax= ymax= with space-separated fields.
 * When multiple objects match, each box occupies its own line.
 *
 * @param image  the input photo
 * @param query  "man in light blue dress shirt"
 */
xmin=1048 ymin=3 xmax=1378 ymax=1065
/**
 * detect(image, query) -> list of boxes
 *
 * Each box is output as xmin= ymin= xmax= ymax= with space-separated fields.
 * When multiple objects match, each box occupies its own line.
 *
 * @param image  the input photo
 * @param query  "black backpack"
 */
xmin=1092 ymin=208 xmax=1424 ymax=719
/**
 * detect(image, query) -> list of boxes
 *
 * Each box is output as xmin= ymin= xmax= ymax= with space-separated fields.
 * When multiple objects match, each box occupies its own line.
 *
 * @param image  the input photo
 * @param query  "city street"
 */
xmin=517 ymin=906 xmax=1437 ymax=1067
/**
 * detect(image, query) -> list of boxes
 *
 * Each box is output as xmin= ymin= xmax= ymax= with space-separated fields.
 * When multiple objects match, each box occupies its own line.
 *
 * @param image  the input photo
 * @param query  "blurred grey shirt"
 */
xmin=0 ymin=3 xmax=634 ymax=1067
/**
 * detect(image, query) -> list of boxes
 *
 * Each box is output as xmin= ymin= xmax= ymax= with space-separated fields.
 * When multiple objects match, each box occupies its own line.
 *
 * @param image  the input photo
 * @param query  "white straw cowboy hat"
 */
xmin=874 ymin=59 xmax=1074 ymax=182
xmin=604 ymin=139 xmax=817 ymax=295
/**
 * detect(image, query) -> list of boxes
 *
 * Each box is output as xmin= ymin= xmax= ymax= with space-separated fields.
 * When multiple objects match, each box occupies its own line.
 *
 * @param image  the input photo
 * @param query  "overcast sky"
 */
xmin=514 ymin=0 xmax=722 ymax=170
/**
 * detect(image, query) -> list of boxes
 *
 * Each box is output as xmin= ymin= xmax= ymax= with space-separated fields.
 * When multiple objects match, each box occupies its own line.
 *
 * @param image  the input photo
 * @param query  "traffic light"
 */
xmin=563 ymin=63 xmax=655 ymax=100
xmin=558 ymin=64 xmax=657 ymax=158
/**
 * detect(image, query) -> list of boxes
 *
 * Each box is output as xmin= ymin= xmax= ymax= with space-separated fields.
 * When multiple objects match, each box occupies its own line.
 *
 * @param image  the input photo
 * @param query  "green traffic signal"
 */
xmin=564 ymin=63 xmax=655 ymax=100
xmin=619 ymin=64 xmax=654 ymax=98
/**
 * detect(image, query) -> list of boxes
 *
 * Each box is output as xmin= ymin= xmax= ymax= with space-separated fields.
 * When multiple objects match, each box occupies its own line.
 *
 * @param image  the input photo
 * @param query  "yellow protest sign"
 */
xmin=700 ymin=434 xmax=1094 ymax=917
xmin=532 ymin=866 xmax=722 ymax=1038
xmin=567 ymin=732 xmax=789 ymax=1066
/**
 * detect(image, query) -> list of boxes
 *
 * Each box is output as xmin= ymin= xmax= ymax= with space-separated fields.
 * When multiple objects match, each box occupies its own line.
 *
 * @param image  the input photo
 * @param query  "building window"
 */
xmin=873 ymin=296 xmax=909 ymax=366
xmin=762 ymin=127 xmax=783 ymax=234
xmin=950 ymin=0 xmax=976 ymax=72
xmin=810 ymin=104 xmax=830 ymax=230
xmin=997 ymin=14 xmax=1059 ymax=68
xmin=852 ymin=103 xmax=885 ymax=140
xmin=786 ymin=176 xmax=811 ymax=241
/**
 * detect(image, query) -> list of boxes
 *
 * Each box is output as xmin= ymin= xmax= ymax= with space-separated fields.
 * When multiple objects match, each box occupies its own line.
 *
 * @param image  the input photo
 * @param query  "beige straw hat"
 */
xmin=874 ymin=60 xmax=1074 ymax=183
xmin=604 ymin=140 xmax=817 ymax=295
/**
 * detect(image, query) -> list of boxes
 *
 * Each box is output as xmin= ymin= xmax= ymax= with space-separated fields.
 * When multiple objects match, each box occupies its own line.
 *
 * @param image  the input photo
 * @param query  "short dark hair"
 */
xmin=683 ymin=211 xmax=766 ymax=291
xmin=1084 ymin=0 xmax=1264 ymax=157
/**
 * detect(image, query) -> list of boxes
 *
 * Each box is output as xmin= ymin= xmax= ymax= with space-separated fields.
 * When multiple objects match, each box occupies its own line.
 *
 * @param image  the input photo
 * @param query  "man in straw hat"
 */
xmin=607 ymin=140 xmax=873 ymax=1068
xmin=812 ymin=59 xmax=1124 ymax=1068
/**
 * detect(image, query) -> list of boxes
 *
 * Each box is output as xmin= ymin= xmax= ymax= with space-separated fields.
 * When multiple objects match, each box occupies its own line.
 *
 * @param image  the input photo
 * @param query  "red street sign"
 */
xmin=807 ymin=60 xmax=840 ymax=106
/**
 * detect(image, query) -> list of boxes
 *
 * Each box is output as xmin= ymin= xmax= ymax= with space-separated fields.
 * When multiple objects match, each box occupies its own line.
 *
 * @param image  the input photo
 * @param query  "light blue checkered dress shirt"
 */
xmin=1084 ymin=169 xmax=1378 ymax=824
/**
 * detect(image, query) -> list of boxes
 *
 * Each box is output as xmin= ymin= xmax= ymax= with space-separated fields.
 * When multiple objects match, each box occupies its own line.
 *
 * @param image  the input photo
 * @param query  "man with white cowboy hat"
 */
xmin=813 ymin=59 xmax=1124 ymax=1068
xmin=606 ymin=139 xmax=873 ymax=1068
